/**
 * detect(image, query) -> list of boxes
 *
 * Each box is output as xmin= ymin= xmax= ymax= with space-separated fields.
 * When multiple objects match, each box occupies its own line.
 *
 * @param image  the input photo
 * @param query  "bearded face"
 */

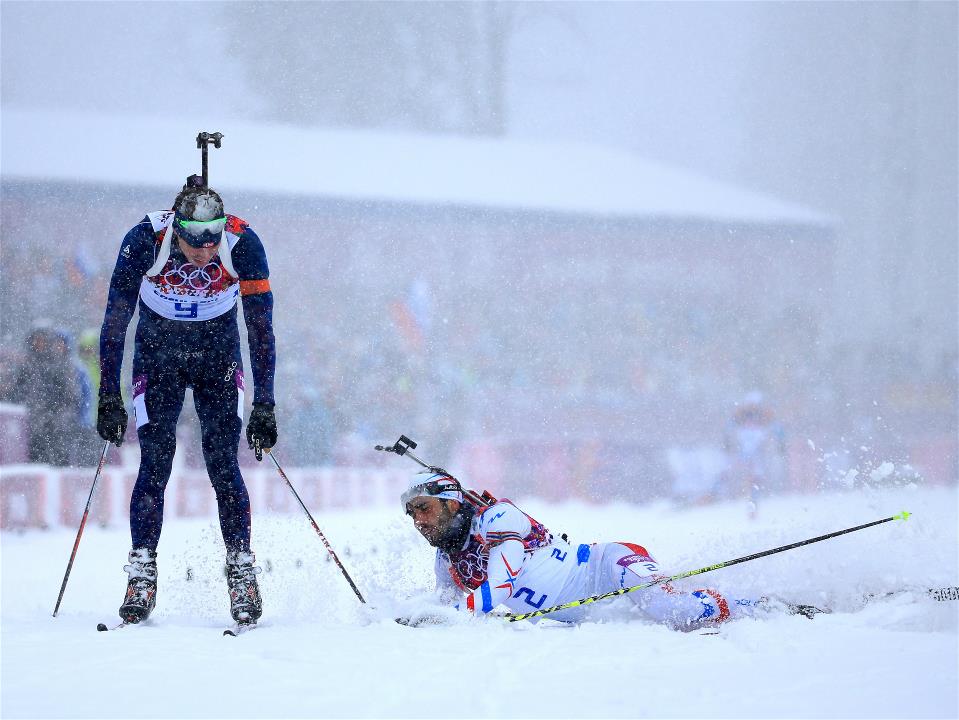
xmin=407 ymin=497 xmax=460 ymax=547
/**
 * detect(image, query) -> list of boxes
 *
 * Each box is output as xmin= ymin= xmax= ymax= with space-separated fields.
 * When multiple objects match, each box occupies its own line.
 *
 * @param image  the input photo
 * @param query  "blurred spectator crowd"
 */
xmin=0 ymin=324 xmax=99 ymax=466
xmin=1 ymin=197 xmax=955 ymax=501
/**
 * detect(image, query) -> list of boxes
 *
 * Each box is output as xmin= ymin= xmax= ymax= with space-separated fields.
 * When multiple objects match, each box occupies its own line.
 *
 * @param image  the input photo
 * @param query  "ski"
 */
xmin=929 ymin=586 xmax=959 ymax=601
xmin=786 ymin=603 xmax=831 ymax=619
xmin=864 ymin=585 xmax=959 ymax=605
xmin=223 ymin=622 xmax=257 ymax=637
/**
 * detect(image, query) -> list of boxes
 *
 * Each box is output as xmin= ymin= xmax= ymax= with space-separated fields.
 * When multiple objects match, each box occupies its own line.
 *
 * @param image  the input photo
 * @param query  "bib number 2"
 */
xmin=513 ymin=587 xmax=548 ymax=609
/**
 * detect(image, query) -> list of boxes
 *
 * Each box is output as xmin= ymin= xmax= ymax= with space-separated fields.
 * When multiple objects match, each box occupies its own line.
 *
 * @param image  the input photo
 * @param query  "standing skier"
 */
xmin=97 ymin=177 xmax=277 ymax=625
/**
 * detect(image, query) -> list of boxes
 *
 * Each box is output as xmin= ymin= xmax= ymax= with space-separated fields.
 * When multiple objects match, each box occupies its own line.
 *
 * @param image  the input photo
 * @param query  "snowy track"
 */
xmin=3 ymin=486 xmax=957 ymax=718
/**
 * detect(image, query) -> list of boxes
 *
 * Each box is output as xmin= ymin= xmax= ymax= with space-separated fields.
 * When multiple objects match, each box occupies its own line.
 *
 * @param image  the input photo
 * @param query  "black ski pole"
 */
xmin=195 ymin=131 xmax=223 ymax=187
xmin=507 ymin=511 xmax=914 ymax=622
xmin=265 ymin=449 xmax=366 ymax=604
xmin=52 ymin=441 xmax=111 ymax=617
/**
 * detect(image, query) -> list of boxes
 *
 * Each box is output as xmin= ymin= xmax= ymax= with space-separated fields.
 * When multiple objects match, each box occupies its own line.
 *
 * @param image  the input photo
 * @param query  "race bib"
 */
xmin=139 ymin=260 xmax=239 ymax=322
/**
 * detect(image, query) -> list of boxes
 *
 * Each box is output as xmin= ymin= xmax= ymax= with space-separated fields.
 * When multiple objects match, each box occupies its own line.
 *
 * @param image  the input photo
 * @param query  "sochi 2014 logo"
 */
xmin=163 ymin=262 xmax=223 ymax=291
xmin=157 ymin=260 xmax=236 ymax=298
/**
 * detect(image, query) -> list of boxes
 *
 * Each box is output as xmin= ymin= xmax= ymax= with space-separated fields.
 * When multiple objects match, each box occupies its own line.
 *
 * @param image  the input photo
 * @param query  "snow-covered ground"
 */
xmin=2 ymin=484 xmax=957 ymax=719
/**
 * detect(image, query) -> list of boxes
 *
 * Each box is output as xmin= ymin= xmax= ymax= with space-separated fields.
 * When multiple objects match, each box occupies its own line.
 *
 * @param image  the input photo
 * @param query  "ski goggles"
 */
xmin=401 ymin=475 xmax=463 ymax=514
xmin=173 ymin=214 xmax=227 ymax=248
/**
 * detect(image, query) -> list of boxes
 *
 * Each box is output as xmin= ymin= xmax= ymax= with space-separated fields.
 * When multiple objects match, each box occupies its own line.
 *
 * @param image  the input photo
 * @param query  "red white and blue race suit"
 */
xmin=99 ymin=210 xmax=275 ymax=553
xmin=436 ymin=500 xmax=764 ymax=628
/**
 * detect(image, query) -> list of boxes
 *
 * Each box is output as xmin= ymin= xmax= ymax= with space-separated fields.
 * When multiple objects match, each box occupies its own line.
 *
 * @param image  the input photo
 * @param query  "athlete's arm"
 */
xmin=464 ymin=503 xmax=531 ymax=615
xmin=433 ymin=551 xmax=461 ymax=605
xmin=99 ymin=221 xmax=155 ymax=396
xmin=232 ymin=224 xmax=276 ymax=406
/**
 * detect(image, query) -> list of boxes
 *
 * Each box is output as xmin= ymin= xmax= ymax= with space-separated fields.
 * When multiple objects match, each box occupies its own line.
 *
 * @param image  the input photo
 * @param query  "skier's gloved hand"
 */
xmin=396 ymin=606 xmax=468 ymax=627
xmin=97 ymin=393 xmax=127 ymax=446
xmin=246 ymin=402 xmax=277 ymax=461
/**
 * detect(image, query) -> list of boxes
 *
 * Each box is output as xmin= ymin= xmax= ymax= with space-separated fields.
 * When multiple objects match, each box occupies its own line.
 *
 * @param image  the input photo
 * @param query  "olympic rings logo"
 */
xmin=162 ymin=262 xmax=223 ymax=290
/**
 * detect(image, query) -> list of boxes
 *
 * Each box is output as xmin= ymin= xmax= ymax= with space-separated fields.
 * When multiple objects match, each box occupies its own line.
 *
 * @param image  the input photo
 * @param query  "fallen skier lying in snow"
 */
xmin=398 ymin=470 xmax=825 ymax=628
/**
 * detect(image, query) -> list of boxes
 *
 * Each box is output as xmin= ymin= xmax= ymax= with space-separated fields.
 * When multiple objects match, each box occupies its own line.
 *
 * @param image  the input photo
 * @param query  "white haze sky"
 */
xmin=1 ymin=1 xmax=957 ymax=361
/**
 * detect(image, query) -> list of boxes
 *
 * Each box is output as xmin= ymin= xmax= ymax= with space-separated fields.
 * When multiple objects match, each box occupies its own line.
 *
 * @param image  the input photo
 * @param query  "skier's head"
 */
xmin=171 ymin=181 xmax=226 ymax=250
xmin=26 ymin=325 xmax=56 ymax=358
xmin=402 ymin=471 xmax=474 ymax=553
xmin=742 ymin=390 xmax=765 ymax=408
xmin=735 ymin=390 xmax=770 ymax=424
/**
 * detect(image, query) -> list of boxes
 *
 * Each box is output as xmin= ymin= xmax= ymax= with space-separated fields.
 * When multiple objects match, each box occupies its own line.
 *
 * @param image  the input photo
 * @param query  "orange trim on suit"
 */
xmin=240 ymin=279 xmax=271 ymax=296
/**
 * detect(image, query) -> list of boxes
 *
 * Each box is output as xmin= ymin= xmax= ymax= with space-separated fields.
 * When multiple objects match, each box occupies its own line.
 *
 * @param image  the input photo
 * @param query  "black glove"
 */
xmin=96 ymin=393 xmax=127 ymax=446
xmin=246 ymin=403 xmax=277 ymax=461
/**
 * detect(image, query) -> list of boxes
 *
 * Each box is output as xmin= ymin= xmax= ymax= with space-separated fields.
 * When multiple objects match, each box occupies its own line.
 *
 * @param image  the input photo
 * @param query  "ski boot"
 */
xmin=786 ymin=603 xmax=830 ymax=619
xmin=759 ymin=595 xmax=830 ymax=619
xmin=226 ymin=550 xmax=262 ymax=624
xmin=119 ymin=548 xmax=157 ymax=623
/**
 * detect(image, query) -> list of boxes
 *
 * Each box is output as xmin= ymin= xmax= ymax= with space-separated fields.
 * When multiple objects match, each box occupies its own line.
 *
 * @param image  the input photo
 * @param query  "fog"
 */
xmin=1 ymin=1 xmax=956 ymax=502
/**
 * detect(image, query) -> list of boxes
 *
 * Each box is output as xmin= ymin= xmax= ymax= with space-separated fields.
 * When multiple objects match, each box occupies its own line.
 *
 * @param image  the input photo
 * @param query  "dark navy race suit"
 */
xmin=99 ymin=210 xmax=275 ymax=553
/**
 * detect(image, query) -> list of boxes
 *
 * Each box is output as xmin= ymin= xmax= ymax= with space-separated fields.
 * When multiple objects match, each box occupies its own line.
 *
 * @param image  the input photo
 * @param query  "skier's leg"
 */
xmin=193 ymin=358 xmax=263 ymax=623
xmin=192 ymin=355 xmax=262 ymax=622
xmin=129 ymin=365 xmax=185 ymax=551
xmin=120 ymin=362 xmax=185 ymax=622
xmin=192 ymin=355 xmax=249 ymax=553
xmin=597 ymin=542 xmax=765 ymax=631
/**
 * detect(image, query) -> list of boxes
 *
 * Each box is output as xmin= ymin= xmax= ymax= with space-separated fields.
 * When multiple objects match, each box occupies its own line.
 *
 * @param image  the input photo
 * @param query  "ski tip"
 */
xmin=929 ymin=586 xmax=959 ymax=602
xmin=223 ymin=629 xmax=236 ymax=636
xmin=96 ymin=623 xmax=109 ymax=632
xmin=894 ymin=510 xmax=912 ymax=522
